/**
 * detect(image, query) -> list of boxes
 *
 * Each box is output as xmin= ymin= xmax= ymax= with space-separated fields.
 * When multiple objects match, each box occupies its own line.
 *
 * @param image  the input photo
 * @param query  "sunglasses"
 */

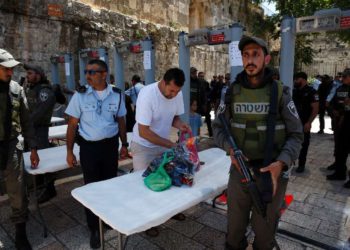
xmin=84 ymin=70 xmax=105 ymax=75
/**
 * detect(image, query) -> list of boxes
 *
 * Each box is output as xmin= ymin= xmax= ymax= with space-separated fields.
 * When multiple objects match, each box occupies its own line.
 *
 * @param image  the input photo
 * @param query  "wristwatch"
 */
xmin=122 ymin=142 xmax=129 ymax=148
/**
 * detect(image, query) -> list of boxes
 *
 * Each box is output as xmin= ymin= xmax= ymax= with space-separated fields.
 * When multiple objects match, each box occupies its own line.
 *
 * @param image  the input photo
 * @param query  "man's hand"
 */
xmin=260 ymin=161 xmax=284 ymax=196
xmin=30 ymin=149 xmax=40 ymax=169
xmin=119 ymin=146 xmax=129 ymax=159
xmin=179 ymin=123 xmax=191 ymax=133
xmin=67 ymin=151 xmax=77 ymax=168
xmin=304 ymin=122 xmax=311 ymax=133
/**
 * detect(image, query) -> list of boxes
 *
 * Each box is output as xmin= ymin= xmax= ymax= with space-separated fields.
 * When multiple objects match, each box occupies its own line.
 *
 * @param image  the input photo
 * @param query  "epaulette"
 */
xmin=76 ymin=84 xmax=87 ymax=93
xmin=112 ymin=86 xmax=121 ymax=94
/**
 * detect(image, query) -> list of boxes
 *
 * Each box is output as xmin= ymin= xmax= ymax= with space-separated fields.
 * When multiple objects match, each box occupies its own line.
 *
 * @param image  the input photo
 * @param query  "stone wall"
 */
xmin=0 ymin=0 xmax=259 ymax=85
xmin=301 ymin=33 xmax=350 ymax=77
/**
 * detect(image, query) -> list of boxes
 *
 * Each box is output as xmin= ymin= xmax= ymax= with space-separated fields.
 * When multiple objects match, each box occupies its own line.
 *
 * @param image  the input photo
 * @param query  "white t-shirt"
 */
xmin=132 ymin=82 xmax=184 ymax=148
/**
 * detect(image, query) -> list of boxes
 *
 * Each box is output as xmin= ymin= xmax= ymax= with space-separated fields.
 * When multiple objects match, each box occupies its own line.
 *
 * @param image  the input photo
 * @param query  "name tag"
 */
xmin=234 ymin=102 xmax=269 ymax=114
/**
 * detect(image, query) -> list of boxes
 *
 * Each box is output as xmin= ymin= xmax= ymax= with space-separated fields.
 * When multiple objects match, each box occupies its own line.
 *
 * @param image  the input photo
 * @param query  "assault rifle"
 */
xmin=217 ymin=105 xmax=267 ymax=217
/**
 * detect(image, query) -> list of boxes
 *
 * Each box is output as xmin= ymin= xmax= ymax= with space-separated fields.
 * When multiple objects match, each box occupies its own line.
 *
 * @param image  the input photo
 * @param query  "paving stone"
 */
xmin=310 ymin=206 xmax=347 ymax=225
xmin=278 ymin=221 xmax=344 ymax=249
xmin=1 ymin=217 xmax=56 ymax=249
xmin=306 ymin=194 xmax=349 ymax=214
xmin=192 ymin=226 xmax=225 ymax=250
xmin=65 ymin=206 xmax=87 ymax=226
xmin=325 ymin=191 xmax=350 ymax=203
xmin=196 ymin=210 xmax=227 ymax=233
xmin=287 ymin=200 xmax=313 ymax=215
xmin=51 ymin=196 xmax=82 ymax=214
xmin=275 ymin=235 xmax=305 ymax=250
xmin=0 ymin=202 xmax=12 ymax=223
xmin=56 ymin=224 xmax=90 ymax=249
xmin=183 ymin=203 xmax=208 ymax=219
xmin=164 ymin=217 xmax=204 ymax=237
xmin=108 ymin=234 xmax=160 ymax=250
xmin=286 ymin=191 xmax=309 ymax=202
xmin=0 ymin=224 xmax=15 ymax=249
xmin=317 ymin=220 xmax=350 ymax=241
xmin=287 ymin=184 xmax=327 ymax=197
xmin=147 ymin=228 xmax=206 ymax=250
xmin=38 ymin=241 xmax=65 ymax=250
xmin=281 ymin=210 xmax=321 ymax=231
xmin=31 ymin=204 xmax=78 ymax=234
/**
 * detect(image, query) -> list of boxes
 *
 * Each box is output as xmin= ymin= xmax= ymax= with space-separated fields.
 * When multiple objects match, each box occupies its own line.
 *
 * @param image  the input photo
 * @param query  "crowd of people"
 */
xmin=0 ymin=33 xmax=349 ymax=250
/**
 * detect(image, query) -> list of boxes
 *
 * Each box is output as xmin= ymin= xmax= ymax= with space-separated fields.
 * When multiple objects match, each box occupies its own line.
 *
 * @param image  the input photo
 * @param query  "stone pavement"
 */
xmin=0 ymin=116 xmax=349 ymax=249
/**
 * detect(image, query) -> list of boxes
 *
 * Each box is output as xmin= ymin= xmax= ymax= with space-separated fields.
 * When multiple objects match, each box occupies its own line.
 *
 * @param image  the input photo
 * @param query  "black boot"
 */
xmin=15 ymin=223 xmax=32 ymax=250
xmin=295 ymin=166 xmax=305 ymax=173
xmin=327 ymin=172 xmax=346 ymax=181
xmin=38 ymin=182 xmax=57 ymax=204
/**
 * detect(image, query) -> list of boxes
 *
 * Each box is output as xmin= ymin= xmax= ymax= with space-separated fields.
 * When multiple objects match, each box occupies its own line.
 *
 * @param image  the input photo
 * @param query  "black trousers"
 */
xmin=334 ymin=115 xmax=350 ymax=176
xmin=298 ymin=132 xmax=310 ymax=167
xmin=79 ymin=136 xmax=118 ymax=231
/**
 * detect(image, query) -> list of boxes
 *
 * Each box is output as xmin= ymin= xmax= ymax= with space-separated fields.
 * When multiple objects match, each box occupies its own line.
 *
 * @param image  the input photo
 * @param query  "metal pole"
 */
xmin=142 ymin=38 xmax=156 ymax=85
xmin=64 ymin=53 xmax=75 ymax=90
xmin=113 ymin=46 xmax=125 ymax=91
xmin=280 ymin=16 xmax=296 ymax=90
xmin=229 ymin=23 xmax=244 ymax=81
xmin=178 ymin=32 xmax=190 ymax=123
xmin=98 ymin=48 xmax=110 ymax=84
xmin=78 ymin=51 xmax=87 ymax=86
xmin=51 ymin=62 xmax=59 ymax=85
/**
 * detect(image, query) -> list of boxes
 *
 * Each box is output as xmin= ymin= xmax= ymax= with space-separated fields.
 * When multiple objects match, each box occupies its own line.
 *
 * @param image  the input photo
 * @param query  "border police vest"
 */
xmin=229 ymin=81 xmax=286 ymax=160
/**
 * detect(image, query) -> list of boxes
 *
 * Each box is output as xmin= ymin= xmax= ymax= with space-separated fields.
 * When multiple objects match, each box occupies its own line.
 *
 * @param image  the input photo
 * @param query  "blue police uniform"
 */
xmin=65 ymin=84 xmax=126 ymax=231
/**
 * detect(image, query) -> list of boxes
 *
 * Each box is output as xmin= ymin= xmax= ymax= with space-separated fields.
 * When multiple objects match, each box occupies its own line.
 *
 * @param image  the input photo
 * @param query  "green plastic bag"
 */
xmin=144 ymin=152 xmax=173 ymax=192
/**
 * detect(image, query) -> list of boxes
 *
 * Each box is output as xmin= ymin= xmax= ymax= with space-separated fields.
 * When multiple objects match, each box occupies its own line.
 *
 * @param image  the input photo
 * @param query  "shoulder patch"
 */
xmin=112 ymin=86 xmax=121 ymax=94
xmin=287 ymin=100 xmax=299 ymax=119
xmin=76 ymin=85 xmax=87 ymax=93
xmin=283 ymin=86 xmax=291 ymax=95
xmin=39 ymin=89 xmax=50 ymax=102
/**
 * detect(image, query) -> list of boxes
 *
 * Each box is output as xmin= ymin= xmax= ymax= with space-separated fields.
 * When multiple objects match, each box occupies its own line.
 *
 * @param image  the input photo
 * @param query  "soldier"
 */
xmin=326 ymin=68 xmax=350 ymax=184
xmin=23 ymin=64 xmax=57 ymax=203
xmin=293 ymin=72 xmax=319 ymax=173
xmin=213 ymin=36 xmax=303 ymax=249
xmin=0 ymin=49 xmax=39 ymax=249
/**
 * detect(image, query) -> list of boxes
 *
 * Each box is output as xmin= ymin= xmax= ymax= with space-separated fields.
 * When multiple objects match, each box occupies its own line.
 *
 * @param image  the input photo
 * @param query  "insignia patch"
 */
xmin=39 ymin=90 xmax=49 ymax=102
xmin=287 ymin=101 xmax=299 ymax=119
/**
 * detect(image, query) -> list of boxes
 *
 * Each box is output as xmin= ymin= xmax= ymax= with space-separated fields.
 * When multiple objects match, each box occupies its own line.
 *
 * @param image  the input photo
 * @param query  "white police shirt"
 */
xmin=65 ymin=84 xmax=126 ymax=141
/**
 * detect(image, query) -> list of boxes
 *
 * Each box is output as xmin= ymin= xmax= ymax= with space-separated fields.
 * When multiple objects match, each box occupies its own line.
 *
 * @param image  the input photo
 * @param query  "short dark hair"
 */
xmin=132 ymin=75 xmax=141 ymax=82
xmin=294 ymin=72 xmax=307 ymax=80
xmin=163 ymin=68 xmax=185 ymax=87
xmin=87 ymin=59 xmax=108 ymax=72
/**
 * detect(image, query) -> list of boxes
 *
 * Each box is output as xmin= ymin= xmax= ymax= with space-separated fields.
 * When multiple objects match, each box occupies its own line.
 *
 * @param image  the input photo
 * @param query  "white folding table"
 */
xmin=71 ymin=147 xmax=231 ymax=249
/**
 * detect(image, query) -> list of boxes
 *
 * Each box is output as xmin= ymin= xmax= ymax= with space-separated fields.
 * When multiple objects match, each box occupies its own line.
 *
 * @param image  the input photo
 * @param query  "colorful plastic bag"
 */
xmin=179 ymin=131 xmax=201 ymax=171
xmin=144 ymin=152 xmax=173 ymax=192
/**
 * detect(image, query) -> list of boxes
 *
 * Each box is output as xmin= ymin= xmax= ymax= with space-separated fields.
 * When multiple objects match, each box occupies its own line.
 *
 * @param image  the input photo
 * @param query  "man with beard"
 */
xmin=23 ymin=64 xmax=57 ymax=203
xmin=293 ymin=72 xmax=319 ymax=173
xmin=213 ymin=36 xmax=303 ymax=249
xmin=131 ymin=68 xmax=190 ymax=237
xmin=0 ymin=49 xmax=40 ymax=249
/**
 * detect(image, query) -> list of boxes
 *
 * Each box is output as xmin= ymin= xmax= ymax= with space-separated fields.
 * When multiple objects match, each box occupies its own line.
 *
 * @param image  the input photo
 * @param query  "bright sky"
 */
xmin=261 ymin=1 xmax=277 ymax=16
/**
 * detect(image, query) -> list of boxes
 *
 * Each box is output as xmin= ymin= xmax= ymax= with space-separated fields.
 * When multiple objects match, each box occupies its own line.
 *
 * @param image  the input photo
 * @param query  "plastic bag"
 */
xmin=144 ymin=152 xmax=173 ymax=192
xmin=179 ymin=131 xmax=201 ymax=171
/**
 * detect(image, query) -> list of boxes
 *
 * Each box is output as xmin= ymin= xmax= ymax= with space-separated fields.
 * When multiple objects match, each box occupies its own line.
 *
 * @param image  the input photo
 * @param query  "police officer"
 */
xmin=23 ymin=64 xmax=57 ymax=203
xmin=190 ymin=67 xmax=207 ymax=116
xmin=213 ymin=36 xmax=303 ymax=249
xmin=327 ymin=68 xmax=350 ymax=185
xmin=0 ymin=49 xmax=40 ymax=249
xmin=65 ymin=59 xmax=128 ymax=249
xmin=293 ymin=72 xmax=319 ymax=173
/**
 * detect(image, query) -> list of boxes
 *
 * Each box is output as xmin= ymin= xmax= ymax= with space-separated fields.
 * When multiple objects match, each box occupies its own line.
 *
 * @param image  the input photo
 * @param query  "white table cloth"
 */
xmin=71 ymin=147 xmax=230 ymax=236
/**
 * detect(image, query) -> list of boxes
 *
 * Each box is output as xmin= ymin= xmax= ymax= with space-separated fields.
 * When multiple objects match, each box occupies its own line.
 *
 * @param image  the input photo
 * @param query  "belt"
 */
xmin=79 ymin=135 xmax=118 ymax=144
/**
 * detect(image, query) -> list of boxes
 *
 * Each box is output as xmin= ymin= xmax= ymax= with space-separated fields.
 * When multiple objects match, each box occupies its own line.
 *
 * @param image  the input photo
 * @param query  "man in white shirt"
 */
xmin=131 ymin=68 xmax=190 ymax=171
xmin=124 ymin=74 xmax=144 ymax=107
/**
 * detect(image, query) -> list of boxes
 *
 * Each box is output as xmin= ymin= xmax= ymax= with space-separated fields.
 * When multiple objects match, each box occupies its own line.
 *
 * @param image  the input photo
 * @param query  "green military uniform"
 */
xmin=24 ymin=80 xmax=56 ymax=149
xmin=213 ymin=69 xmax=303 ymax=249
xmin=0 ymin=80 xmax=37 ymax=224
